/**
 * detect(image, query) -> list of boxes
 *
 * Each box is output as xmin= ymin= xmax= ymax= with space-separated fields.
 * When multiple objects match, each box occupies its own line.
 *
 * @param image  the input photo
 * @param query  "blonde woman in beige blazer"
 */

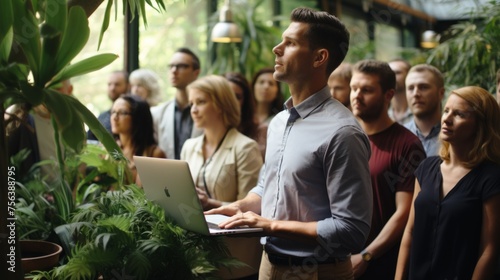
xmin=181 ymin=128 xmax=262 ymax=207
xmin=181 ymin=75 xmax=263 ymax=279
xmin=181 ymin=75 xmax=262 ymax=209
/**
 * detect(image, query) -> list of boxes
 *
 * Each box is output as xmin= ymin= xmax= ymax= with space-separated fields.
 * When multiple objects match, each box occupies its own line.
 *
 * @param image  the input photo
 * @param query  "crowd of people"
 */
xmin=6 ymin=6 xmax=500 ymax=280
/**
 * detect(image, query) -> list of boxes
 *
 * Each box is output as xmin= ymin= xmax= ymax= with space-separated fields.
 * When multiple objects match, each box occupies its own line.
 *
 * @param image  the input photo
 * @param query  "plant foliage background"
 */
xmin=29 ymin=185 xmax=238 ymax=280
xmin=427 ymin=0 xmax=500 ymax=93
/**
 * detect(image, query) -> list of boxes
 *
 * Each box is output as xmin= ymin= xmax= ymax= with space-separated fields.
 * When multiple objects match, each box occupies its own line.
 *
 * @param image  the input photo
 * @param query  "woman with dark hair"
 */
xmin=111 ymin=94 xmax=165 ymax=184
xmin=222 ymin=73 xmax=261 ymax=153
xmin=251 ymin=68 xmax=284 ymax=159
xmin=396 ymin=86 xmax=500 ymax=280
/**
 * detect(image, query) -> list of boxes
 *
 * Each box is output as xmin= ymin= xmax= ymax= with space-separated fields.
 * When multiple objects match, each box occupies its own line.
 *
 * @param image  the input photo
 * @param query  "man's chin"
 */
xmin=273 ymin=72 xmax=284 ymax=82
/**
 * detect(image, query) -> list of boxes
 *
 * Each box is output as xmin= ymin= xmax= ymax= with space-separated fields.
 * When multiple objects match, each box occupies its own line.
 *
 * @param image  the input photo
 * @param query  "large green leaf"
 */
xmin=0 ymin=0 xmax=13 ymax=42
xmin=61 ymin=115 xmax=86 ymax=155
xmin=41 ymin=91 xmax=87 ymax=154
xmin=12 ymin=0 xmax=41 ymax=78
xmin=49 ymin=53 xmax=119 ymax=88
xmin=38 ymin=0 xmax=68 ymax=85
xmin=39 ymin=24 xmax=62 ymax=88
xmin=45 ymin=0 xmax=67 ymax=33
xmin=53 ymin=6 xmax=90 ymax=81
xmin=0 ymin=0 xmax=13 ymax=64
xmin=43 ymin=88 xmax=73 ymax=129
xmin=0 ymin=27 xmax=13 ymax=63
xmin=65 ymin=96 xmax=122 ymax=155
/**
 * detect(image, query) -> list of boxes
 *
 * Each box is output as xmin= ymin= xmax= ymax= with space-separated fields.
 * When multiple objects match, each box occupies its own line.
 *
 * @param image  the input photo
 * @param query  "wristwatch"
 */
xmin=361 ymin=249 xmax=373 ymax=262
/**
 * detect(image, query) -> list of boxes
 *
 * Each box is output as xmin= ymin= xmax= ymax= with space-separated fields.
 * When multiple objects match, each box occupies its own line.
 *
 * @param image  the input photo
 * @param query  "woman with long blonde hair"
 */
xmin=396 ymin=86 xmax=500 ymax=279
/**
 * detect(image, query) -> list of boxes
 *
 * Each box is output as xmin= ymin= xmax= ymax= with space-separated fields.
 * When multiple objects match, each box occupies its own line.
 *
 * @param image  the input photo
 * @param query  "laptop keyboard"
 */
xmin=207 ymin=221 xmax=243 ymax=230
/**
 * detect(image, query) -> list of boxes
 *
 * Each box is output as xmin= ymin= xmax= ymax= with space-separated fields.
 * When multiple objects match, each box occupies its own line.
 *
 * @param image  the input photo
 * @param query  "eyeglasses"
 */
xmin=168 ymin=63 xmax=191 ymax=71
xmin=111 ymin=110 xmax=132 ymax=117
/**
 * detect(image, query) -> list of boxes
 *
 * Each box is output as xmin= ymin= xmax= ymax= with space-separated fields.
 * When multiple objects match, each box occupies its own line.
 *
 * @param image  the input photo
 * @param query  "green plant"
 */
xmin=0 ymin=1 xmax=171 ymax=278
xmin=13 ymin=144 xmax=129 ymax=242
xmin=13 ymin=151 xmax=57 ymax=241
xmin=427 ymin=0 xmax=500 ymax=92
xmin=67 ymin=144 xmax=132 ymax=204
xmin=29 ymin=185 xmax=239 ymax=280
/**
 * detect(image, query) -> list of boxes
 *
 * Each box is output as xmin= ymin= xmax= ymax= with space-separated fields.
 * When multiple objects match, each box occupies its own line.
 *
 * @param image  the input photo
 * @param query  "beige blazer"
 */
xmin=151 ymin=100 xmax=203 ymax=159
xmin=182 ymin=128 xmax=264 ymax=278
xmin=180 ymin=128 xmax=263 ymax=202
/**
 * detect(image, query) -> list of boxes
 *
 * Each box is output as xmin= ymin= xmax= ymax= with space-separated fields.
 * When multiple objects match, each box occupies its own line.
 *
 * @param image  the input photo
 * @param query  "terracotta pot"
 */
xmin=21 ymin=240 xmax=63 ymax=275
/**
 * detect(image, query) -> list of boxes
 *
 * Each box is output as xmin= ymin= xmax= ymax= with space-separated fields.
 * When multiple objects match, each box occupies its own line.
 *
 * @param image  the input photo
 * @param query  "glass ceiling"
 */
xmin=407 ymin=0 xmax=491 ymax=20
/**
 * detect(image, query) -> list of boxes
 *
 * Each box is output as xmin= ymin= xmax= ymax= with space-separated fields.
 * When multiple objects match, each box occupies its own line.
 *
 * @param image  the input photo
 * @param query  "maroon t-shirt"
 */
xmin=360 ymin=122 xmax=426 ymax=280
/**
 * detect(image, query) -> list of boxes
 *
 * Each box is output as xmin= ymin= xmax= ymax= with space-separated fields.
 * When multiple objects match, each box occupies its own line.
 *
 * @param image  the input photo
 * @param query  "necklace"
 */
xmin=201 ymin=129 xmax=230 ymax=198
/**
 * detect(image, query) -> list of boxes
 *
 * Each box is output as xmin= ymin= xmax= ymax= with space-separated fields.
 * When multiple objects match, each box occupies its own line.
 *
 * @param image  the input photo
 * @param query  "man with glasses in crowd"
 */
xmin=151 ymin=47 xmax=203 ymax=159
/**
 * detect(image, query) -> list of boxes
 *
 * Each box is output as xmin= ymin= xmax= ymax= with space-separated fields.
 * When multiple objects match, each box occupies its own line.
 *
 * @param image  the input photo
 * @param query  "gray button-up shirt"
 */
xmin=404 ymin=119 xmax=441 ymax=157
xmin=251 ymin=87 xmax=372 ymax=259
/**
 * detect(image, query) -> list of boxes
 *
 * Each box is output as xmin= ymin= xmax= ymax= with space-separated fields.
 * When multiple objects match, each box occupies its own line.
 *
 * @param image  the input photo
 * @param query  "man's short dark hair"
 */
xmin=290 ymin=7 xmax=350 ymax=75
xmin=112 ymin=70 xmax=129 ymax=84
xmin=175 ymin=47 xmax=201 ymax=70
xmin=389 ymin=58 xmax=411 ymax=71
xmin=353 ymin=59 xmax=396 ymax=94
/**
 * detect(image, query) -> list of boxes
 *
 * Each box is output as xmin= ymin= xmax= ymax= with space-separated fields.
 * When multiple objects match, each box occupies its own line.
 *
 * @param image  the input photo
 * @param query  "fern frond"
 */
xmin=123 ymin=249 xmax=152 ymax=279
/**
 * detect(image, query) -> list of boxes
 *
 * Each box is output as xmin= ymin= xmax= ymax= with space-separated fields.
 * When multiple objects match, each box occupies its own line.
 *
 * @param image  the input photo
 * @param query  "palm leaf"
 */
xmin=48 ymin=53 xmax=118 ymax=88
xmin=124 ymin=249 xmax=152 ymax=279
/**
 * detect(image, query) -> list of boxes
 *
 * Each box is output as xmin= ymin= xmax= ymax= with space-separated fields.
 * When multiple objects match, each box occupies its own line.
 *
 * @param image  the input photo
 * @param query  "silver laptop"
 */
xmin=134 ymin=156 xmax=263 ymax=236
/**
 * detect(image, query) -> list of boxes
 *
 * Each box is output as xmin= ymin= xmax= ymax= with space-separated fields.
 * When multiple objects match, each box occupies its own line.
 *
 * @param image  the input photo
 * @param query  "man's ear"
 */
xmin=438 ymin=87 xmax=445 ymax=100
xmin=313 ymin=48 xmax=329 ymax=68
xmin=386 ymin=89 xmax=395 ymax=103
xmin=193 ymin=68 xmax=201 ymax=78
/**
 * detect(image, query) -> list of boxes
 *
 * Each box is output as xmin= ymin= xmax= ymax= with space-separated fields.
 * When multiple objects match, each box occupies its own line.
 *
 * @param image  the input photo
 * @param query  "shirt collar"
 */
xmin=410 ymin=120 xmax=441 ymax=139
xmin=428 ymin=122 xmax=441 ymax=137
xmin=174 ymin=100 xmax=190 ymax=113
xmin=284 ymin=86 xmax=331 ymax=120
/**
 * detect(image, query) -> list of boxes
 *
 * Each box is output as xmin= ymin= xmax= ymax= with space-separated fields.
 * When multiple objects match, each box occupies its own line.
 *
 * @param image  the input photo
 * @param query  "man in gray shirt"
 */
xmin=207 ymin=7 xmax=372 ymax=279
xmin=404 ymin=64 xmax=445 ymax=156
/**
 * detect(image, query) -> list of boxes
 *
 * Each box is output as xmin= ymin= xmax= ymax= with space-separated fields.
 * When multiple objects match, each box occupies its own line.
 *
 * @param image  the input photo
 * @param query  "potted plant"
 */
xmin=13 ymin=146 xmax=239 ymax=280
xmin=12 ymin=145 xmax=237 ymax=279
xmin=1 ymin=1 xmax=236 ymax=279
xmin=27 ymin=185 xmax=238 ymax=280
xmin=1 ymin=1 xmax=124 ymax=276
xmin=20 ymin=240 xmax=63 ymax=277
xmin=11 ymin=142 xmax=130 ymax=279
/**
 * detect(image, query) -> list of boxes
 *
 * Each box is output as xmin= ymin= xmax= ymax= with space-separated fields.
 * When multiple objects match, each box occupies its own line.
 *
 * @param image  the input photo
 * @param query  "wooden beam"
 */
xmin=373 ymin=0 xmax=436 ymax=23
